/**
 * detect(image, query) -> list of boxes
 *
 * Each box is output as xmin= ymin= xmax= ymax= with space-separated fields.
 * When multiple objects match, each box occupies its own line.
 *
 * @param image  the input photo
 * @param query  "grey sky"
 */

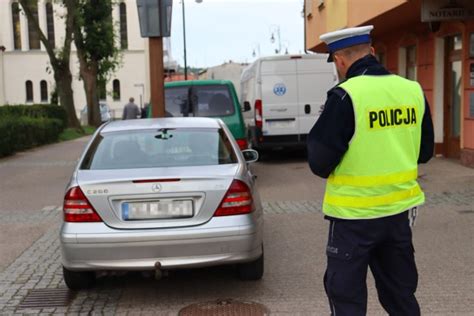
xmin=169 ymin=0 xmax=305 ymax=68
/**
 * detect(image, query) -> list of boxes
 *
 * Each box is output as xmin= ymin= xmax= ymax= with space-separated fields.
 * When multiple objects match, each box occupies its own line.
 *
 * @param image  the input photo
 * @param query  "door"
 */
xmin=260 ymin=59 xmax=299 ymax=136
xmin=296 ymin=57 xmax=337 ymax=135
xmin=444 ymin=35 xmax=462 ymax=158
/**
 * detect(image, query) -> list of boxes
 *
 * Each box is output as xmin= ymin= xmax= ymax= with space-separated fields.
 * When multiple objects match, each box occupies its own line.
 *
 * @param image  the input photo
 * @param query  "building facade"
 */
xmin=198 ymin=61 xmax=249 ymax=98
xmin=305 ymin=0 xmax=474 ymax=167
xmin=0 ymin=0 xmax=177 ymax=118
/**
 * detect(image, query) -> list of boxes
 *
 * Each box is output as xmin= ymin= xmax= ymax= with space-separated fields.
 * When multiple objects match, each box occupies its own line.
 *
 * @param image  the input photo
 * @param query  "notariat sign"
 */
xmin=421 ymin=0 xmax=474 ymax=22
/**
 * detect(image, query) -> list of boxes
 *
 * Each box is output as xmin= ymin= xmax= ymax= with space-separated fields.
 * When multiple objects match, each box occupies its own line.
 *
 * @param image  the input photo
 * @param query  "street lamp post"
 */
xmin=282 ymin=40 xmax=290 ymax=55
xmin=270 ymin=25 xmax=281 ymax=54
xmin=252 ymin=42 xmax=261 ymax=58
xmin=182 ymin=0 xmax=202 ymax=80
xmin=181 ymin=0 xmax=188 ymax=80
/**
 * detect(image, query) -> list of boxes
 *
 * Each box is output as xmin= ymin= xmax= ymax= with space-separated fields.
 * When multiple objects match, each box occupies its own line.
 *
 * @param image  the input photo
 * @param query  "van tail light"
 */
xmin=214 ymin=180 xmax=253 ymax=216
xmin=254 ymin=99 xmax=263 ymax=129
xmin=63 ymin=186 xmax=102 ymax=222
xmin=236 ymin=138 xmax=248 ymax=150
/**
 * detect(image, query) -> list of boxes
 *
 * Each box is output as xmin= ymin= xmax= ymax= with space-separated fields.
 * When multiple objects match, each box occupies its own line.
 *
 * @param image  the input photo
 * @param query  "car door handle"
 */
xmin=305 ymin=104 xmax=311 ymax=114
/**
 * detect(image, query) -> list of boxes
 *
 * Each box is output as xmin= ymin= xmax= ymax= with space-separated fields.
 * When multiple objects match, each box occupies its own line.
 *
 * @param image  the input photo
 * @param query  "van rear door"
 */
xmin=260 ymin=59 xmax=299 ymax=136
xmin=296 ymin=57 xmax=337 ymax=135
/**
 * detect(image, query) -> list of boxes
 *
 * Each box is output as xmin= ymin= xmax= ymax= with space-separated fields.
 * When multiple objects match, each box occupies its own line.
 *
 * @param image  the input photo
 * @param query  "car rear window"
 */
xmin=165 ymin=85 xmax=235 ymax=117
xmin=80 ymin=128 xmax=238 ymax=170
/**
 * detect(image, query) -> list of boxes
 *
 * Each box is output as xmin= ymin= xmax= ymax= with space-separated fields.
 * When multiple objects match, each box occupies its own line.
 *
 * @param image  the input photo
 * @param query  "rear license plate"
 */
xmin=122 ymin=200 xmax=193 ymax=220
xmin=266 ymin=120 xmax=295 ymax=129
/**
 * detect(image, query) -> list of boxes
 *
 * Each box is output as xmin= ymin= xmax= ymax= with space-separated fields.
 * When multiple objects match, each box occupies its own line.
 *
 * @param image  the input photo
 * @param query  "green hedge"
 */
xmin=0 ymin=104 xmax=66 ymax=158
xmin=0 ymin=104 xmax=67 ymax=129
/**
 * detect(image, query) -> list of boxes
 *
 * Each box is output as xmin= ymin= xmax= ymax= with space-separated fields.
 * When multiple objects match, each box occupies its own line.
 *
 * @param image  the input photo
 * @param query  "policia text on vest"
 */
xmin=368 ymin=106 xmax=418 ymax=129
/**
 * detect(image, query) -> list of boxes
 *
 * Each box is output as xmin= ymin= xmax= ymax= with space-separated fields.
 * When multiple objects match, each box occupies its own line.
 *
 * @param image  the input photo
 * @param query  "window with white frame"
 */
xmin=45 ymin=2 xmax=55 ymax=48
xmin=119 ymin=2 xmax=128 ymax=50
xmin=26 ymin=81 xmax=34 ymax=102
xmin=40 ymin=80 xmax=48 ymax=102
xmin=26 ymin=1 xmax=40 ymax=50
xmin=12 ymin=2 xmax=22 ymax=50
xmin=113 ymin=79 xmax=120 ymax=101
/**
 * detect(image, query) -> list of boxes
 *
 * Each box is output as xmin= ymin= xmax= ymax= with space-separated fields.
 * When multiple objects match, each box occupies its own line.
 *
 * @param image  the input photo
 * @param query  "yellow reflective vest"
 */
xmin=323 ymin=75 xmax=425 ymax=219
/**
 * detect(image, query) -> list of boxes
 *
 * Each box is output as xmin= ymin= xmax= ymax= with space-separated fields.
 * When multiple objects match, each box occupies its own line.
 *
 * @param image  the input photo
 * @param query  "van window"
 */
xmin=165 ymin=85 xmax=235 ymax=117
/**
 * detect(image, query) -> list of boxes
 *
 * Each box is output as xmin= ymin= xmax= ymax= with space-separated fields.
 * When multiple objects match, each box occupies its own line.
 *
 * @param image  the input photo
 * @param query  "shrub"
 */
xmin=0 ymin=104 xmax=67 ymax=129
xmin=0 ymin=116 xmax=63 ymax=158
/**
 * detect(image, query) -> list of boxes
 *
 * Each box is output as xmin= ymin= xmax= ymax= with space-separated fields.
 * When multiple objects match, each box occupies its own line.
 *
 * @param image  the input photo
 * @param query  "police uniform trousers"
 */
xmin=324 ymin=210 xmax=420 ymax=316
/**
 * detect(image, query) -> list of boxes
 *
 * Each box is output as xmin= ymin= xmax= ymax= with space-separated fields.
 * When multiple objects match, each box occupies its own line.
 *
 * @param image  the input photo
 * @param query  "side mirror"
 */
xmin=241 ymin=149 xmax=259 ymax=163
xmin=243 ymin=101 xmax=251 ymax=112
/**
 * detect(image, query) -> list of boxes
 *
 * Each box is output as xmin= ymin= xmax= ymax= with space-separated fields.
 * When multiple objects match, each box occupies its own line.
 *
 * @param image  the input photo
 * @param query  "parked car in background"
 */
xmin=164 ymin=80 xmax=248 ymax=150
xmin=80 ymin=103 xmax=112 ymax=125
xmin=61 ymin=117 xmax=263 ymax=289
xmin=240 ymin=54 xmax=338 ymax=151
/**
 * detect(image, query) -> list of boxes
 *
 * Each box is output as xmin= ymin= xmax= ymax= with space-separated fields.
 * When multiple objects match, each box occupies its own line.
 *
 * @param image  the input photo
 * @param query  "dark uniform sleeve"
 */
xmin=418 ymin=98 xmax=435 ymax=164
xmin=307 ymin=88 xmax=355 ymax=178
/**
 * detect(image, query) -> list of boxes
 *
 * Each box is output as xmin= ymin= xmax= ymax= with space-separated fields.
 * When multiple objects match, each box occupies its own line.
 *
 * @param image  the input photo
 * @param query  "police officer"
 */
xmin=307 ymin=25 xmax=434 ymax=316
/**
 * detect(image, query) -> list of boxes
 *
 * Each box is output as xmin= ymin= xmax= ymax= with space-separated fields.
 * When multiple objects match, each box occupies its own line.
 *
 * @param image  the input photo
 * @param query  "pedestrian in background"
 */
xmin=307 ymin=25 xmax=434 ymax=316
xmin=122 ymin=97 xmax=140 ymax=120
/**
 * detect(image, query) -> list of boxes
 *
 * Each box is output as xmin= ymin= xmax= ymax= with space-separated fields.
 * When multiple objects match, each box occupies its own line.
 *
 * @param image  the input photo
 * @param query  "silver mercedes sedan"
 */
xmin=60 ymin=118 xmax=263 ymax=290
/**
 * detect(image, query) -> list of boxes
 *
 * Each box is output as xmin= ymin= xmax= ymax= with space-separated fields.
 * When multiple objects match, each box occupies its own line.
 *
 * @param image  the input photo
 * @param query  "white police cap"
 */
xmin=320 ymin=25 xmax=374 ymax=62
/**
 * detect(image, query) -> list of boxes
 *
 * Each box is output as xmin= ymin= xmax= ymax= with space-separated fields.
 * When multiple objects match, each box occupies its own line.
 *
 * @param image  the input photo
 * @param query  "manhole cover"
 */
xmin=179 ymin=299 xmax=269 ymax=316
xmin=18 ymin=288 xmax=76 ymax=309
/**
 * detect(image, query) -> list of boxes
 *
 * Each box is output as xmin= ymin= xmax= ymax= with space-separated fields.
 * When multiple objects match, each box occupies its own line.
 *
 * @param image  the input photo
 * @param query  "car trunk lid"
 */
xmin=77 ymin=164 xmax=239 ymax=229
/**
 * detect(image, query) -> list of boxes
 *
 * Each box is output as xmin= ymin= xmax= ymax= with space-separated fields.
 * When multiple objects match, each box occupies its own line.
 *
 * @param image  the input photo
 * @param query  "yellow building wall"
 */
xmin=347 ymin=0 xmax=407 ymax=27
xmin=306 ymin=0 xmax=407 ymax=51
xmin=327 ymin=0 xmax=348 ymax=33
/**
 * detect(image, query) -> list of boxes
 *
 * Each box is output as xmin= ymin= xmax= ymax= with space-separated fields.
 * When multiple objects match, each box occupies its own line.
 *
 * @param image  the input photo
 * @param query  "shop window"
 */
xmin=454 ymin=34 xmax=463 ymax=50
xmin=27 ymin=2 xmax=41 ymax=50
xmin=26 ymin=81 xmax=34 ymax=102
xmin=46 ymin=2 xmax=55 ymax=48
xmin=406 ymin=45 xmax=417 ymax=80
xmin=40 ymin=80 xmax=48 ymax=102
xmin=113 ymin=80 xmax=121 ymax=101
xmin=119 ymin=3 xmax=128 ymax=49
xmin=12 ymin=2 xmax=22 ymax=50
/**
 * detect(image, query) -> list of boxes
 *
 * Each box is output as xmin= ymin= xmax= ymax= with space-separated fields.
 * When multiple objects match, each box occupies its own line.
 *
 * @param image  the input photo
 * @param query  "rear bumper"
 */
xmin=60 ymin=214 xmax=263 ymax=271
xmin=250 ymin=127 xmax=307 ymax=149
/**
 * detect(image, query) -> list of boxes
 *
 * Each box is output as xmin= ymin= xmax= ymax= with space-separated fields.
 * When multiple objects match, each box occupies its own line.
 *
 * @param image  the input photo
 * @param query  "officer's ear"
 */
xmin=333 ymin=53 xmax=345 ymax=68
xmin=370 ymin=46 xmax=375 ymax=56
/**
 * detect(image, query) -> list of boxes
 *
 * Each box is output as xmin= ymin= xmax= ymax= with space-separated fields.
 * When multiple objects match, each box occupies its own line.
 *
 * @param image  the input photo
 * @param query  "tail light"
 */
xmin=254 ymin=99 xmax=263 ymax=128
xmin=214 ymin=180 xmax=253 ymax=216
xmin=63 ymin=186 xmax=102 ymax=222
xmin=236 ymin=138 xmax=248 ymax=150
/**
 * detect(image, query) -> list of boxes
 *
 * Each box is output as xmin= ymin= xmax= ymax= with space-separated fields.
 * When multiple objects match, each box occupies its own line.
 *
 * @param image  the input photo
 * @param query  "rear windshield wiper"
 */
xmin=155 ymin=128 xmax=175 ymax=140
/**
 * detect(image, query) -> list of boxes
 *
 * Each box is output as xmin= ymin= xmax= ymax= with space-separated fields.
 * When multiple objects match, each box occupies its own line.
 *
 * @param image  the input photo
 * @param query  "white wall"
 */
xmin=0 ymin=0 xmax=176 ymax=121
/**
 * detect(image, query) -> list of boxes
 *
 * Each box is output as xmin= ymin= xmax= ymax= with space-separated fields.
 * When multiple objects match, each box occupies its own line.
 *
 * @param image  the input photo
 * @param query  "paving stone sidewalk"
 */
xmin=0 ymin=188 xmax=473 ymax=316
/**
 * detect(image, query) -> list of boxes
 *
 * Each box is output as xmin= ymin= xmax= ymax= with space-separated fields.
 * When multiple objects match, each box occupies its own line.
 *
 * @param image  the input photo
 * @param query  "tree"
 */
xmin=19 ymin=0 xmax=81 ymax=129
xmin=67 ymin=0 xmax=120 ymax=127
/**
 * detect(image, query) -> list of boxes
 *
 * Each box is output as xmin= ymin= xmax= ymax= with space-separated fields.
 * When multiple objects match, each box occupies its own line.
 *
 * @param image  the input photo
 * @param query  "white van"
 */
xmin=240 ymin=54 xmax=337 ymax=150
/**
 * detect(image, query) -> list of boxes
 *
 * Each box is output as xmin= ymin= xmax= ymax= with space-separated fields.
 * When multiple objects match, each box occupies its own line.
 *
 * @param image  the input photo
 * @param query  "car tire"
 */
xmin=63 ymin=267 xmax=96 ymax=290
xmin=237 ymin=248 xmax=264 ymax=281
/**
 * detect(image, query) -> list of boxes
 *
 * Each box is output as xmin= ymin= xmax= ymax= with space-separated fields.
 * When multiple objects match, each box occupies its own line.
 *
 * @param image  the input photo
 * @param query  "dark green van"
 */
xmin=164 ymin=80 xmax=248 ymax=150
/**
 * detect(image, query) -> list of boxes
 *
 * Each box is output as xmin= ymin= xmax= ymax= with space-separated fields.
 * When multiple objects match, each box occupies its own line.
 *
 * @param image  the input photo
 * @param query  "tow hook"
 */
xmin=154 ymin=262 xmax=162 ymax=280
